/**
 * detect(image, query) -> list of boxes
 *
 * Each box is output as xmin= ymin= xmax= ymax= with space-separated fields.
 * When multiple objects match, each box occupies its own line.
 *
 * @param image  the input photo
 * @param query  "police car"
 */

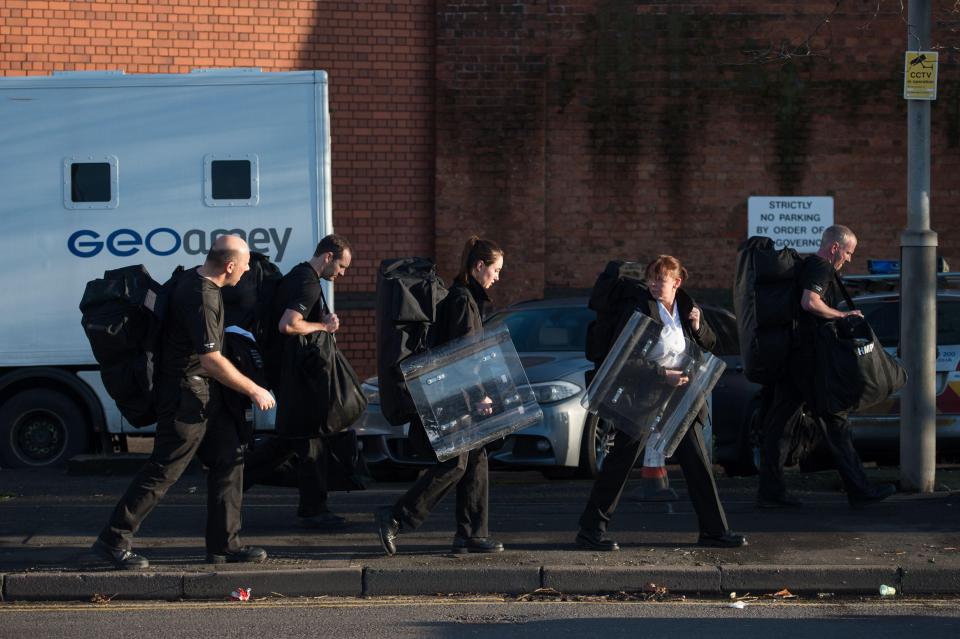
xmin=843 ymin=276 xmax=960 ymax=459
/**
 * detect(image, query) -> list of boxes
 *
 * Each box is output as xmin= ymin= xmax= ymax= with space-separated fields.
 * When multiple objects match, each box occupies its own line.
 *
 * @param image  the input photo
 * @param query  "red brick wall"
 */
xmin=435 ymin=1 xmax=960 ymax=308
xmin=0 ymin=0 xmax=436 ymax=378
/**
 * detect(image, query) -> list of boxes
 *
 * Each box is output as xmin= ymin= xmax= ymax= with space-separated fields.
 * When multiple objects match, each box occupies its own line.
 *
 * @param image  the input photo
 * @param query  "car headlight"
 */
xmin=530 ymin=381 xmax=581 ymax=404
xmin=362 ymin=382 xmax=380 ymax=405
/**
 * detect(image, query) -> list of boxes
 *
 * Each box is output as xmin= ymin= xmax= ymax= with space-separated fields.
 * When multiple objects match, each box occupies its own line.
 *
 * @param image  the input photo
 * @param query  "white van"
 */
xmin=0 ymin=69 xmax=332 ymax=467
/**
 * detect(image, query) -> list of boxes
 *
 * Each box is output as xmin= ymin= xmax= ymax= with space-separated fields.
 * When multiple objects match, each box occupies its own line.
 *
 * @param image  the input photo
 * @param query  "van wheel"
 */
xmin=0 ymin=389 xmax=90 ymax=468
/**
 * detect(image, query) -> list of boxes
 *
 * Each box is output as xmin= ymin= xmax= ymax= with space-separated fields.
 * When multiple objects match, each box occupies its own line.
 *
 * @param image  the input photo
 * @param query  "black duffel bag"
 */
xmin=814 ymin=314 xmax=907 ymax=414
xmin=276 ymin=331 xmax=368 ymax=437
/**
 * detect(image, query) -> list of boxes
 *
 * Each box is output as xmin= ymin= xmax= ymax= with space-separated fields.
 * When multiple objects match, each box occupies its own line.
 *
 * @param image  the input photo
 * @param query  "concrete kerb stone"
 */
xmin=3 ymin=571 xmax=183 ymax=601
xmin=720 ymin=565 xmax=900 ymax=594
xmin=900 ymin=566 xmax=960 ymax=594
xmin=363 ymin=565 xmax=541 ymax=597
xmin=183 ymin=568 xmax=363 ymax=599
xmin=543 ymin=566 xmax=721 ymax=595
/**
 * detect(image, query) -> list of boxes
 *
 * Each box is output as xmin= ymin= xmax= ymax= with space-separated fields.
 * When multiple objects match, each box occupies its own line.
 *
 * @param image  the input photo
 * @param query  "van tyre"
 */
xmin=0 ymin=389 xmax=90 ymax=468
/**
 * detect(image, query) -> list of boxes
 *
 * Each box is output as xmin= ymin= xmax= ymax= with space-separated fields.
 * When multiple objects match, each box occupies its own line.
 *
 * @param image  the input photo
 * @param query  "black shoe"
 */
xmin=206 ymin=546 xmax=268 ymax=564
xmin=298 ymin=512 xmax=348 ymax=529
xmin=697 ymin=531 xmax=748 ymax=548
xmin=848 ymin=482 xmax=897 ymax=508
xmin=91 ymin=538 xmax=149 ymax=570
xmin=376 ymin=507 xmax=400 ymax=556
xmin=757 ymin=491 xmax=804 ymax=509
xmin=451 ymin=537 xmax=505 ymax=554
xmin=575 ymin=529 xmax=620 ymax=552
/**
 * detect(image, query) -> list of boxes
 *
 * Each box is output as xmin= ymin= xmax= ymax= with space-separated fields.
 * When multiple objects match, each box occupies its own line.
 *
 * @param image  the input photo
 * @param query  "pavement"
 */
xmin=1 ymin=461 xmax=959 ymax=602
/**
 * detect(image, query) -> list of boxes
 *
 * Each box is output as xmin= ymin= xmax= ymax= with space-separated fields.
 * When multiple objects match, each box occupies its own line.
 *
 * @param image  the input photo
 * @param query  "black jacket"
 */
xmin=436 ymin=277 xmax=488 ymax=343
xmin=408 ymin=276 xmax=489 ymax=457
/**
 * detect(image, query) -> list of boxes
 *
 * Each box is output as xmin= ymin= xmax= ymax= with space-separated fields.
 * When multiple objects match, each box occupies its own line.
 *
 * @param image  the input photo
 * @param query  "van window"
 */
xmin=71 ymin=163 xmax=111 ymax=202
xmin=63 ymin=155 xmax=119 ymax=209
xmin=204 ymin=154 xmax=260 ymax=207
xmin=211 ymin=160 xmax=252 ymax=199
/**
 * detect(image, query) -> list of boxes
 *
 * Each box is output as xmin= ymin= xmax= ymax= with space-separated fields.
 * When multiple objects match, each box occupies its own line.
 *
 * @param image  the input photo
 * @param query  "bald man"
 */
xmin=757 ymin=225 xmax=896 ymax=509
xmin=92 ymin=235 xmax=276 ymax=570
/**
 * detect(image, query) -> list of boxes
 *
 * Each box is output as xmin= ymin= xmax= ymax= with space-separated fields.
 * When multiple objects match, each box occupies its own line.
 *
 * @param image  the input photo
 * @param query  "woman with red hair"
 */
xmin=576 ymin=255 xmax=747 ymax=551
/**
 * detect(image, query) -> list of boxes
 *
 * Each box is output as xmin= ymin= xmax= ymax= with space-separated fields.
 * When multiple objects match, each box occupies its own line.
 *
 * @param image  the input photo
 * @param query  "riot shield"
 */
xmin=399 ymin=324 xmax=542 ymax=461
xmin=581 ymin=311 xmax=726 ymax=454
xmin=646 ymin=339 xmax=726 ymax=457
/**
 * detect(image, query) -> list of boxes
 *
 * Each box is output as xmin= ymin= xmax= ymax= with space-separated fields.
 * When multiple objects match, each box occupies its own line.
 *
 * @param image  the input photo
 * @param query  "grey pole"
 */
xmin=901 ymin=0 xmax=937 ymax=492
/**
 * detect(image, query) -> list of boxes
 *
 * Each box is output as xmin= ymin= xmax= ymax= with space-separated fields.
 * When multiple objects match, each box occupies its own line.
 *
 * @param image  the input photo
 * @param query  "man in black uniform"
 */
xmin=246 ymin=234 xmax=352 ymax=529
xmin=757 ymin=225 xmax=897 ymax=508
xmin=91 ymin=235 xmax=276 ymax=570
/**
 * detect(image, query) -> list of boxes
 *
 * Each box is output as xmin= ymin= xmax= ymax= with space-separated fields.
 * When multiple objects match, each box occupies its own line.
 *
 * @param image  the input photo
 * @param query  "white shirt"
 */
xmin=652 ymin=301 xmax=687 ymax=368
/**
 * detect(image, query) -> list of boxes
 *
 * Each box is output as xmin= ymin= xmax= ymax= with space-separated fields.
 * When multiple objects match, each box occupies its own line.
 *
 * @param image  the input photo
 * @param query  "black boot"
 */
xmin=206 ymin=546 xmax=268 ymax=564
xmin=575 ymin=529 xmax=620 ymax=551
xmin=848 ymin=482 xmax=896 ymax=508
xmin=697 ymin=531 xmax=748 ymax=548
xmin=376 ymin=507 xmax=401 ymax=556
xmin=451 ymin=537 xmax=504 ymax=554
xmin=91 ymin=538 xmax=150 ymax=570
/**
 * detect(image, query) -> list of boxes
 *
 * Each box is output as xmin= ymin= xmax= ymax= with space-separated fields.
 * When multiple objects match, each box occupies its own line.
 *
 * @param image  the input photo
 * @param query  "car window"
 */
xmin=855 ymin=297 xmax=960 ymax=347
xmin=485 ymin=307 xmax=594 ymax=352
xmin=858 ymin=299 xmax=900 ymax=347
xmin=937 ymin=300 xmax=960 ymax=345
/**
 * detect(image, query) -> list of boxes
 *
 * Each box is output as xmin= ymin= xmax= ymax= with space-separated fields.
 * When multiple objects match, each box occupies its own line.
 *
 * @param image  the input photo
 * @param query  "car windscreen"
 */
xmin=855 ymin=297 xmax=960 ymax=347
xmin=485 ymin=306 xmax=594 ymax=352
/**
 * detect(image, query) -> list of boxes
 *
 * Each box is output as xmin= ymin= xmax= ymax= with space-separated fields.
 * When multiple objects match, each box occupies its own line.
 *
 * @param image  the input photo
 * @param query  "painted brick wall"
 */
xmin=0 ymin=0 xmax=436 ymax=378
xmin=435 ymin=1 xmax=960 ymax=310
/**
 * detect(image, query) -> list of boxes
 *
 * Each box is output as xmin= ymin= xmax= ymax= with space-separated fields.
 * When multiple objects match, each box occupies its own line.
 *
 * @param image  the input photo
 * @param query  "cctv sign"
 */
xmin=747 ymin=196 xmax=834 ymax=252
xmin=904 ymin=51 xmax=938 ymax=100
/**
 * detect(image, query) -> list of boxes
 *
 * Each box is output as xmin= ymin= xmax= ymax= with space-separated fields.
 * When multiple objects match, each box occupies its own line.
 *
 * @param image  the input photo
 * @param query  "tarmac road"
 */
xmin=1 ymin=596 xmax=959 ymax=639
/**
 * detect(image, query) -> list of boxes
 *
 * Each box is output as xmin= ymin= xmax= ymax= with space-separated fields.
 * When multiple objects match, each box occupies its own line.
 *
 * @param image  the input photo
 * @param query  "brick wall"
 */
xmin=435 ymin=1 xmax=960 ymax=310
xmin=0 ymin=0 xmax=436 ymax=378
xmin=5 ymin=1 xmax=960 ymax=375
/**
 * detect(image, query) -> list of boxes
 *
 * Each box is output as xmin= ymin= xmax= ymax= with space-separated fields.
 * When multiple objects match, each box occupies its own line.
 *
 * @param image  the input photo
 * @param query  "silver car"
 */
xmin=352 ymin=297 xmax=757 ymax=479
xmin=352 ymin=298 xmax=614 ymax=479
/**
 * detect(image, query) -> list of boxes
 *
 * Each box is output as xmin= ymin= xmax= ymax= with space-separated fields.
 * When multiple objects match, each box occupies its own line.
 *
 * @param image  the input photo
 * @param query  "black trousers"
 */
xmin=392 ymin=446 xmax=489 ymax=540
xmin=99 ymin=377 xmax=245 ymax=554
xmin=579 ymin=420 xmax=729 ymax=536
xmin=243 ymin=436 xmax=329 ymax=517
xmin=758 ymin=352 xmax=872 ymax=498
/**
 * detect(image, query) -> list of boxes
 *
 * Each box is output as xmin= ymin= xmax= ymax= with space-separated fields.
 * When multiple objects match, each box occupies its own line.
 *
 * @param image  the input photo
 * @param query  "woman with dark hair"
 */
xmin=376 ymin=236 xmax=506 ymax=555
xmin=576 ymin=255 xmax=747 ymax=551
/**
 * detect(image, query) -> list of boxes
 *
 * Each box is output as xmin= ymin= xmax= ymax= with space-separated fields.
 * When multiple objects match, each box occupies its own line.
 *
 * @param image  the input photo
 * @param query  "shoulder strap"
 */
xmin=834 ymin=272 xmax=856 ymax=311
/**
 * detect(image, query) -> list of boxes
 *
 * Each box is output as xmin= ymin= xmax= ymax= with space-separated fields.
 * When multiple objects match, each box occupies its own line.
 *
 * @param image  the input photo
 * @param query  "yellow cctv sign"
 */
xmin=904 ymin=51 xmax=938 ymax=100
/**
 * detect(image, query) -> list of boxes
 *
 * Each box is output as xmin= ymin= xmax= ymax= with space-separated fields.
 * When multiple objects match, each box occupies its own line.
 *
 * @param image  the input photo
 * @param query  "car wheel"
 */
xmin=722 ymin=399 xmax=762 ymax=477
xmin=576 ymin=413 xmax=615 ymax=479
xmin=0 ymin=389 xmax=90 ymax=468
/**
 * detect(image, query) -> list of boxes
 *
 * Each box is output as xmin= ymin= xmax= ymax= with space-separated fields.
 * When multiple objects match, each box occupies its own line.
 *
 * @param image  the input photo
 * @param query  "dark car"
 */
xmin=717 ymin=286 xmax=960 ymax=474
xmin=843 ymin=290 xmax=960 ymax=457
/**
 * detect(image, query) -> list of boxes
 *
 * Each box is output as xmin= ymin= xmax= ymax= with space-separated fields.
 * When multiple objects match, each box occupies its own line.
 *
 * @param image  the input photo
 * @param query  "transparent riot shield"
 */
xmin=646 ymin=339 xmax=726 ymax=457
xmin=581 ymin=311 xmax=726 ymax=455
xmin=399 ymin=324 xmax=542 ymax=462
